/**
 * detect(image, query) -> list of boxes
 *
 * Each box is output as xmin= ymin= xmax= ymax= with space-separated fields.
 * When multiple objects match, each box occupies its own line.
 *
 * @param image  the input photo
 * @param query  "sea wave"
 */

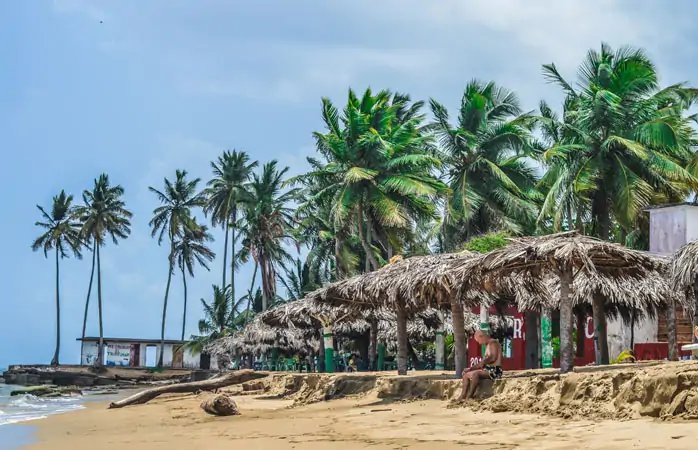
xmin=0 ymin=393 xmax=85 ymax=426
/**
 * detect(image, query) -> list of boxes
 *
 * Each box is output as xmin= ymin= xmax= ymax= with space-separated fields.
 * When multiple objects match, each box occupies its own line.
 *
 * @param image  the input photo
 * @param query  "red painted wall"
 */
xmin=467 ymin=306 xmax=597 ymax=370
xmin=634 ymin=342 xmax=692 ymax=361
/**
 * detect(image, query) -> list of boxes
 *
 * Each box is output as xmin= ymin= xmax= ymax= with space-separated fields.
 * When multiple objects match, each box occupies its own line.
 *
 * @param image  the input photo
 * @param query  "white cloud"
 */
xmin=178 ymin=44 xmax=441 ymax=103
xmin=53 ymin=0 xmax=108 ymax=21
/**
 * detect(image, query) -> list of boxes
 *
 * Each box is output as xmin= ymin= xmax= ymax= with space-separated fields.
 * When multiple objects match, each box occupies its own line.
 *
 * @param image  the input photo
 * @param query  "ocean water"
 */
xmin=0 ymin=383 xmax=85 ymax=426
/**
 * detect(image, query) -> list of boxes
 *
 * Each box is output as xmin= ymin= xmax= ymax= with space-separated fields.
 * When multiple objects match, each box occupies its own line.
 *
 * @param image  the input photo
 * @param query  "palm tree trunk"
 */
xmin=630 ymin=309 xmax=636 ymax=352
xmin=181 ymin=265 xmax=188 ymax=341
xmin=334 ymin=238 xmax=344 ymax=279
xmin=368 ymin=316 xmax=378 ymax=370
xmin=51 ymin=247 xmax=61 ymax=366
xmin=450 ymin=297 xmax=468 ymax=377
xmin=221 ymin=220 xmax=229 ymax=289
xmin=357 ymin=208 xmax=379 ymax=271
xmin=667 ymin=299 xmax=678 ymax=361
xmin=261 ymin=259 xmax=269 ymax=312
xmin=396 ymin=300 xmax=408 ymax=375
xmin=81 ymin=247 xmax=96 ymax=352
xmin=158 ymin=243 xmax=175 ymax=367
xmin=244 ymin=260 xmax=259 ymax=326
xmin=231 ymin=208 xmax=237 ymax=314
xmin=692 ymin=282 xmax=698 ymax=360
xmin=96 ymin=244 xmax=104 ymax=367
xmin=592 ymin=293 xmax=609 ymax=364
xmin=558 ymin=266 xmax=574 ymax=373
xmin=592 ymin=194 xmax=611 ymax=365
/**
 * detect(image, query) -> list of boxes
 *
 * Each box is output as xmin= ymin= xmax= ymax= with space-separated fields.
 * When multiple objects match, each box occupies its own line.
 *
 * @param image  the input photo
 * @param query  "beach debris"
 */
xmin=108 ymin=370 xmax=270 ymax=409
xmin=200 ymin=393 xmax=240 ymax=416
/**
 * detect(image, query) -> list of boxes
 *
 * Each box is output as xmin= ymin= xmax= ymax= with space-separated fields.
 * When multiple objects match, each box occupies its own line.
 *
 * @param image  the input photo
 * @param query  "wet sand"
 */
xmin=23 ymin=391 xmax=698 ymax=449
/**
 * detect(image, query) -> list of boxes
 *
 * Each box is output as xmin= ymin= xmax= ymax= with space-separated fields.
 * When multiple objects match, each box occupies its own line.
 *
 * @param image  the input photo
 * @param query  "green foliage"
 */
xmin=463 ymin=232 xmax=510 ymax=254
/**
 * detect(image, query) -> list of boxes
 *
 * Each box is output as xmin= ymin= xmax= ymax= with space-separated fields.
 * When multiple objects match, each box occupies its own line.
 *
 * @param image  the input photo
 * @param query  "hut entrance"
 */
xmin=200 ymin=353 xmax=211 ymax=370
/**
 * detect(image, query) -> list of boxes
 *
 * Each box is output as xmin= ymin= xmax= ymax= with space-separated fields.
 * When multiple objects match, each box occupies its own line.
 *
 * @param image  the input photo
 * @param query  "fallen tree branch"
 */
xmin=108 ymin=370 xmax=269 ymax=409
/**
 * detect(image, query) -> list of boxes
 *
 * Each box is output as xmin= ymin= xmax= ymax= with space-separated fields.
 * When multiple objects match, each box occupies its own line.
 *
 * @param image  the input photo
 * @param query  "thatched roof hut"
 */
xmin=670 ymin=241 xmax=698 ymax=308
xmin=206 ymin=316 xmax=317 ymax=358
xmin=472 ymin=231 xmax=672 ymax=372
xmin=255 ymin=299 xmax=508 ymax=354
xmin=305 ymin=252 xmax=484 ymax=313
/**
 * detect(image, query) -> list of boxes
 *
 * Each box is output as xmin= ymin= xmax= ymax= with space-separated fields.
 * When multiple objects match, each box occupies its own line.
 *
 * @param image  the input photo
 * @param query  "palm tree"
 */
xmin=186 ymin=285 xmax=239 ymax=368
xmin=32 ymin=190 xmax=83 ymax=366
xmin=429 ymin=80 xmax=541 ymax=250
xmin=149 ymin=170 xmax=205 ymax=367
xmin=239 ymin=161 xmax=299 ymax=311
xmin=278 ymin=257 xmax=324 ymax=302
xmin=300 ymin=89 xmax=448 ymax=271
xmin=75 ymin=174 xmax=132 ymax=366
xmin=540 ymin=43 xmax=698 ymax=364
xmin=292 ymin=166 xmax=360 ymax=279
xmin=79 ymin=234 xmax=96 ymax=349
xmin=174 ymin=219 xmax=215 ymax=340
xmin=203 ymin=150 xmax=257 ymax=304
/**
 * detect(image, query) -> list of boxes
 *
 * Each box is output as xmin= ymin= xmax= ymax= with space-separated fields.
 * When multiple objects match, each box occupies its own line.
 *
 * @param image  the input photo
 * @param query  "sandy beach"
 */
xmin=22 ymin=369 xmax=698 ymax=450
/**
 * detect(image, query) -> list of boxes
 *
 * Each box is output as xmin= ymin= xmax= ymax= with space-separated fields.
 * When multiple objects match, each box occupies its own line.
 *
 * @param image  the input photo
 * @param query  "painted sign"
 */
xmin=541 ymin=313 xmax=553 ymax=368
xmin=81 ymin=341 xmax=98 ymax=365
xmin=106 ymin=343 xmax=131 ymax=366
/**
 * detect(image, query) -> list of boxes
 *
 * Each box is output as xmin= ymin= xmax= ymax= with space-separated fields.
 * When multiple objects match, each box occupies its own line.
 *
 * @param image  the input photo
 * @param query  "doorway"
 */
xmin=145 ymin=345 xmax=157 ymax=367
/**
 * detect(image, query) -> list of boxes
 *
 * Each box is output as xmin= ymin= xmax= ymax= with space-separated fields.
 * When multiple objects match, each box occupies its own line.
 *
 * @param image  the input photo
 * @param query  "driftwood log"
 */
xmin=201 ymin=393 xmax=240 ymax=416
xmin=108 ymin=370 xmax=269 ymax=409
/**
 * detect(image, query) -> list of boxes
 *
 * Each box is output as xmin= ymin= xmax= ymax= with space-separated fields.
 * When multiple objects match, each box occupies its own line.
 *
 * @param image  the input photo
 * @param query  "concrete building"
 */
xmin=77 ymin=337 xmax=219 ymax=370
xmin=607 ymin=203 xmax=698 ymax=359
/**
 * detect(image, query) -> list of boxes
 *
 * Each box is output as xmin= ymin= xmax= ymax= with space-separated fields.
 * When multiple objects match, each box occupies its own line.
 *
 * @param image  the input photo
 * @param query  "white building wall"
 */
xmin=81 ymin=341 xmax=99 ymax=365
xmin=80 ymin=340 xmax=213 ymax=369
xmin=183 ymin=349 xmax=200 ymax=369
xmin=607 ymin=317 xmax=658 ymax=360
xmin=156 ymin=344 xmax=174 ymax=367
xmin=139 ymin=343 xmax=148 ymax=366
xmin=649 ymin=207 xmax=687 ymax=256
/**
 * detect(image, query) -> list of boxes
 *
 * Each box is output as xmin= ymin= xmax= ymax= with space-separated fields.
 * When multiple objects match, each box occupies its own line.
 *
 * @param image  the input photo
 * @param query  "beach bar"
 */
xmin=77 ymin=337 xmax=218 ymax=369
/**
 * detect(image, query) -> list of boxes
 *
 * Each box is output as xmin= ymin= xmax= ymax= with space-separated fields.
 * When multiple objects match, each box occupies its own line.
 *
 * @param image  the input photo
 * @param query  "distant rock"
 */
xmin=10 ymin=385 xmax=83 ymax=397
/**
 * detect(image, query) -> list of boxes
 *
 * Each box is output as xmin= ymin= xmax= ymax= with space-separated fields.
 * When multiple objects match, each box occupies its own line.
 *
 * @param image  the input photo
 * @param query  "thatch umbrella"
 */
xmin=670 ymin=241 xmax=698 ymax=357
xmin=475 ymin=231 xmax=669 ymax=372
xmin=307 ymin=252 xmax=493 ymax=375
xmin=207 ymin=315 xmax=316 ymax=364
xmin=259 ymin=297 xmax=509 ymax=372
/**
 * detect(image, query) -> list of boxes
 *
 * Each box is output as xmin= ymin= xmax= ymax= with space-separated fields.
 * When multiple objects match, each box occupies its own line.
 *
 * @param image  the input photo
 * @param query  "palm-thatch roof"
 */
xmin=469 ymin=231 xmax=677 ymax=314
xmin=670 ymin=241 xmax=698 ymax=313
xmin=206 ymin=315 xmax=317 ymax=357
xmin=256 ymin=299 xmax=507 ymax=345
xmin=479 ymin=231 xmax=666 ymax=275
xmin=305 ymin=251 xmax=549 ymax=313
xmin=523 ymin=270 xmax=676 ymax=324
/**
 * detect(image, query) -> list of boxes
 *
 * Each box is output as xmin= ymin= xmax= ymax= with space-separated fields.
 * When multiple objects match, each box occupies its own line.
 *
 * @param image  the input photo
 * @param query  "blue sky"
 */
xmin=1 ymin=0 xmax=697 ymax=368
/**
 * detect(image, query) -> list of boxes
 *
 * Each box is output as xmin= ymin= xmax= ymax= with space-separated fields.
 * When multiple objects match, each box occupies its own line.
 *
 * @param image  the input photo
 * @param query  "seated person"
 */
xmin=459 ymin=331 xmax=503 ymax=401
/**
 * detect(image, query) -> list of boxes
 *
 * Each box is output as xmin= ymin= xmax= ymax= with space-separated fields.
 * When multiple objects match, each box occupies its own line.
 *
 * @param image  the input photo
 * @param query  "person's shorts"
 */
xmin=484 ymin=365 xmax=502 ymax=380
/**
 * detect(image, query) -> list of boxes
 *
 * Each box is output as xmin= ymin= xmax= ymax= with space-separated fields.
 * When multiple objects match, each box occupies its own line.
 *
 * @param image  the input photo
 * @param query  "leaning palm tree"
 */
xmin=429 ymin=80 xmax=541 ymax=250
xmin=32 ymin=190 xmax=83 ymax=366
xmin=203 ymin=150 xmax=257 ymax=304
xmin=540 ymin=43 xmax=698 ymax=363
xmin=239 ymin=161 xmax=299 ymax=311
xmin=174 ymin=219 xmax=216 ymax=341
xmin=74 ymin=174 xmax=132 ymax=366
xmin=149 ymin=169 xmax=205 ymax=367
